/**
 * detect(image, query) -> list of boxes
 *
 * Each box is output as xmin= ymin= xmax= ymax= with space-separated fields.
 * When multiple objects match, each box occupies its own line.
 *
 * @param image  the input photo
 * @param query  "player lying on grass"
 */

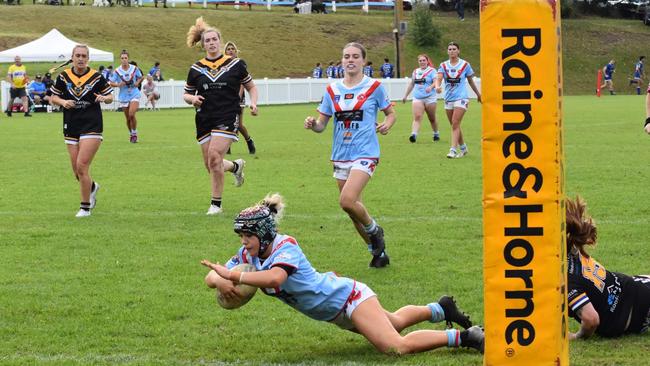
xmin=566 ymin=196 xmax=650 ymax=340
xmin=201 ymin=193 xmax=485 ymax=355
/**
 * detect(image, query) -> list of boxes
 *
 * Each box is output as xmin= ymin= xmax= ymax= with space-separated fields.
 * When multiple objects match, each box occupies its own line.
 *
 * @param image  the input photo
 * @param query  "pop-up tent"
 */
xmin=0 ymin=29 xmax=113 ymax=63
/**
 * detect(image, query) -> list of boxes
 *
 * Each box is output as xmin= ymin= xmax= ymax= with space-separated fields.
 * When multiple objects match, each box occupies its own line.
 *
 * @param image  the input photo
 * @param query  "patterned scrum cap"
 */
xmin=233 ymin=205 xmax=277 ymax=253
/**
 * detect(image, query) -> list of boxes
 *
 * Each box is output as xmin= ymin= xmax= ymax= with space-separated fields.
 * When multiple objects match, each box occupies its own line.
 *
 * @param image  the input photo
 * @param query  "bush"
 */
xmin=409 ymin=4 xmax=441 ymax=48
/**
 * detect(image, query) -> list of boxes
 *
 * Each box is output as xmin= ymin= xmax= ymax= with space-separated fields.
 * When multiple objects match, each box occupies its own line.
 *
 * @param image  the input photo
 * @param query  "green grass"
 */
xmin=1 ymin=5 xmax=650 ymax=94
xmin=1 ymin=95 xmax=649 ymax=365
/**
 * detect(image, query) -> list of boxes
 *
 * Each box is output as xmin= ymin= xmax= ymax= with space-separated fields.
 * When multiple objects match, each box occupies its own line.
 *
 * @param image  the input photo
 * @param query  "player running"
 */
xmin=402 ymin=54 xmax=440 ymax=143
xmin=630 ymin=56 xmax=645 ymax=95
xmin=435 ymin=42 xmax=482 ymax=159
xmin=108 ymin=50 xmax=143 ymax=143
xmin=49 ymin=45 xmax=113 ymax=217
xmin=304 ymin=42 xmax=395 ymax=268
xmin=600 ymin=60 xmax=616 ymax=95
xmin=184 ymin=17 xmax=258 ymax=215
xmin=566 ymin=196 xmax=650 ymax=339
xmin=201 ymin=193 xmax=484 ymax=355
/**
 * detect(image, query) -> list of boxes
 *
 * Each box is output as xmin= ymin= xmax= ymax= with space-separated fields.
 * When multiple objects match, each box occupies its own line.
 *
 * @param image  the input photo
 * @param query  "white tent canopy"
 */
xmin=0 ymin=29 xmax=113 ymax=63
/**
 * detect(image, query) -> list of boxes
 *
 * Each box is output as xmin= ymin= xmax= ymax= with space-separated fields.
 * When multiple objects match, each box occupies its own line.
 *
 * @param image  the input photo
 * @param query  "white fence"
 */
xmin=1 ymin=77 xmax=480 ymax=111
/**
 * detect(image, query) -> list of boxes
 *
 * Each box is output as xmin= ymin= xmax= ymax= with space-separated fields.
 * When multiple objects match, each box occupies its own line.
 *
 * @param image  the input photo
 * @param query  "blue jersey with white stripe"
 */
xmin=381 ymin=62 xmax=394 ymax=78
xmin=312 ymin=66 xmax=323 ymax=78
xmin=412 ymin=66 xmax=437 ymax=99
xmin=604 ymin=62 xmax=615 ymax=80
xmin=317 ymin=76 xmax=391 ymax=162
xmin=634 ymin=61 xmax=644 ymax=78
xmin=110 ymin=65 xmax=142 ymax=102
xmin=225 ymin=234 xmax=355 ymax=321
xmin=326 ymin=65 xmax=335 ymax=78
xmin=438 ymin=58 xmax=474 ymax=102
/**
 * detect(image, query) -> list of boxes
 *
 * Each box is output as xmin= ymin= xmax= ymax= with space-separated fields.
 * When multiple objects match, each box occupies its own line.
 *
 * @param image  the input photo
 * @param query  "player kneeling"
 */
xmin=201 ymin=193 xmax=484 ymax=355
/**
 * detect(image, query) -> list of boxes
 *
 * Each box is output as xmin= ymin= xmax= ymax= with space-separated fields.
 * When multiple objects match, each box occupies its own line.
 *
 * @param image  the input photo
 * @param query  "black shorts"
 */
xmin=627 ymin=276 xmax=650 ymax=333
xmin=64 ymin=119 xmax=103 ymax=145
xmin=195 ymin=113 xmax=240 ymax=144
xmin=10 ymin=87 xmax=27 ymax=99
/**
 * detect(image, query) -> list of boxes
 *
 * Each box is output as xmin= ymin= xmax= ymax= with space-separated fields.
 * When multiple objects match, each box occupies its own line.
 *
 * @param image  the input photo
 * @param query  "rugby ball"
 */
xmin=216 ymin=263 xmax=257 ymax=310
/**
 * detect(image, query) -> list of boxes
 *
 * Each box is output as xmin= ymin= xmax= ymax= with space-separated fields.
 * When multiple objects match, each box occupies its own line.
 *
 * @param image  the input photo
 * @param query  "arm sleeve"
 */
xmin=268 ymin=243 xmax=302 ymax=273
xmin=317 ymin=88 xmax=333 ymax=116
xmin=465 ymin=63 xmax=475 ymax=78
xmin=50 ymin=74 xmax=66 ymax=96
xmin=239 ymin=59 xmax=253 ymax=84
xmin=97 ymin=74 xmax=113 ymax=96
xmin=567 ymin=276 xmax=590 ymax=316
xmin=224 ymin=247 xmax=247 ymax=269
xmin=184 ymin=68 xmax=196 ymax=94
xmin=376 ymin=83 xmax=391 ymax=111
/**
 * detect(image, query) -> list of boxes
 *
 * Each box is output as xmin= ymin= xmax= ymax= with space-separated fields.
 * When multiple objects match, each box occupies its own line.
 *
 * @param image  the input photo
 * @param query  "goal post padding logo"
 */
xmin=480 ymin=0 xmax=568 ymax=365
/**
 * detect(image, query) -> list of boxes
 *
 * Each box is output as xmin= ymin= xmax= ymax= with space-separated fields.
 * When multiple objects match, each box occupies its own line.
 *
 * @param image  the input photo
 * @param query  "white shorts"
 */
xmin=332 ymin=158 xmax=378 ymax=180
xmin=329 ymin=281 xmax=376 ymax=330
xmin=413 ymin=95 xmax=437 ymax=105
xmin=64 ymin=134 xmax=103 ymax=145
xmin=119 ymin=97 xmax=141 ymax=108
xmin=444 ymin=99 xmax=469 ymax=110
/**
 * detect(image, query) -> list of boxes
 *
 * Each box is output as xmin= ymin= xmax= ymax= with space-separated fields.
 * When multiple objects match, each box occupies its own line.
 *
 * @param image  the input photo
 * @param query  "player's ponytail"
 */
xmin=260 ymin=193 xmax=285 ymax=222
xmin=187 ymin=17 xmax=221 ymax=48
xmin=565 ymin=196 xmax=598 ymax=257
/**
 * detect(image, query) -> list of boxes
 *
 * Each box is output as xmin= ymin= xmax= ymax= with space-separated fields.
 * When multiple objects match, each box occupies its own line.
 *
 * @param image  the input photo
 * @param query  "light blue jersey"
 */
xmin=412 ymin=66 xmax=437 ymax=100
xmin=317 ymin=76 xmax=391 ymax=162
xmin=438 ymin=58 xmax=474 ymax=102
xmin=110 ymin=64 xmax=142 ymax=102
xmin=225 ymin=234 xmax=355 ymax=322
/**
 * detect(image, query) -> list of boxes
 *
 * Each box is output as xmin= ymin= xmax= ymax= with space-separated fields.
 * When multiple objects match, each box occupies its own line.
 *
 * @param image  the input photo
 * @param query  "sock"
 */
xmin=610 ymin=90 xmax=614 ymax=95
xmin=410 ymin=132 xmax=417 ymax=136
xmin=427 ymin=302 xmax=445 ymax=323
xmin=433 ymin=131 xmax=439 ymax=137
xmin=245 ymin=137 xmax=252 ymax=142
xmin=446 ymin=329 xmax=461 ymax=347
xmin=460 ymin=144 xmax=467 ymax=151
xmin=637 ymin=87 xmax=641 ymax=95
xmin=80 ymin=202 xmax=91 ymax=211
xmin=363 ymin=219 xmax=378 ymax=234
xmin=231 ymin=161 xmax=240 ymax=173
xmin=133 ymin=129 xmax=137 ymax=135
xmin=211 ymin=197 xmax=222 ymax=208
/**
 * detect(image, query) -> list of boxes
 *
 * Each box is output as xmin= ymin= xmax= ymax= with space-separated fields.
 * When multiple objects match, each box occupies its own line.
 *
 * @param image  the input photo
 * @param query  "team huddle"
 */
xmin=40 ymin=15 xmax=648 ymax=358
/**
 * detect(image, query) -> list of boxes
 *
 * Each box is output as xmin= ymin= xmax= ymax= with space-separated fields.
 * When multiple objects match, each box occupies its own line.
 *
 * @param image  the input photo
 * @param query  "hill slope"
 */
xmin=1 ymin=5 xmax=649 ymax=94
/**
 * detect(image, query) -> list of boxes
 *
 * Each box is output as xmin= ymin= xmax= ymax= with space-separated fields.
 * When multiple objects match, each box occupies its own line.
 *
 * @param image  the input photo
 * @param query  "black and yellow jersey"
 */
xmin=567 ymin=252 xmax=636 ymax=337
xmin=50 ymin=68 xmax=112 ymax=125
xmin=184 ymin=55 xmax=252 ymax=117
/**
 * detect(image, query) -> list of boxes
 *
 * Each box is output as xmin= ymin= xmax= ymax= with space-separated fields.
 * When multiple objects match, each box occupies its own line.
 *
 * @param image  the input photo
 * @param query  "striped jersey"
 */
xmin=184 ymin=55 xmax=252 ymax=117
xmin=50 ymin=68 xmax=112 ymax=125
xmin=110 ymin=64 xmax=142 ymax=102
xmin=412 ymin=66 xmax=437 ymax=99
xmin=438 ymin=58 xmax=475 ymax=102
xmin=225 ymin=234 xmax=355 ymax=322
xmin=567 ymin=252 xmax=636 ymax=337
xmin=318 ymin=76 xmax=391 ymax=162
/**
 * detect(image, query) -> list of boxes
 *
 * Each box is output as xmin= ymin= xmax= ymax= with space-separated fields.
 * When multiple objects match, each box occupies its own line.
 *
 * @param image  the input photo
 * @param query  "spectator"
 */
xmin=153 ymin=69 xmax=163 ymax=82
xmin=312 ymin=62 xmax=323 ymax=78
xmin=142 ymin=74 xmax=160 ymax=110
xmin=363 ymin=61 xmax=374 ymax=77
xmin=148 ymin=61 xmax=161 ymax=77
xmin=325 ymin=61 xmax=335 ymax=78
xmin=101 ymin=65 xmax=113 ymax=80
xmin=29 ymin=74 xmax=48 ymax=108
xmin=380 ymin=58 xmax=394 ymax=78
xmin=645 ymin=82 xmax=650 ymax=134
xmin=455 ymin=0 xmax=464 ymax=21
xmin=335 ymin=60 xmax=344 ymax=78
xmin=5 ymin=55 xmax=31 ymax=117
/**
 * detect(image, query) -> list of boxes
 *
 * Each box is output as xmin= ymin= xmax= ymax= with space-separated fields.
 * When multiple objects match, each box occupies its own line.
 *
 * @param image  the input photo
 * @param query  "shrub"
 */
xmin=409 ymin=3 xmax=441 ymax=48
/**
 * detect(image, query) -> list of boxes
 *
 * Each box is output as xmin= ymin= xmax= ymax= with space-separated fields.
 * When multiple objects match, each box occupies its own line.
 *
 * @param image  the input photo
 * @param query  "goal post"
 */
xmin=480 ymin=1 xmax=568 ymax=365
